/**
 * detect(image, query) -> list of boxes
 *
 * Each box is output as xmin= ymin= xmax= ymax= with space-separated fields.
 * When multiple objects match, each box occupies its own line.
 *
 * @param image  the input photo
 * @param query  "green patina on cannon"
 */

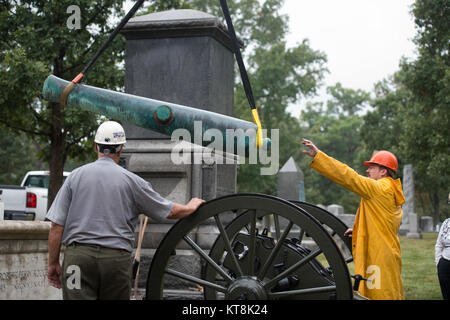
xmin=42 ymin=75 xmax=270 ymax=156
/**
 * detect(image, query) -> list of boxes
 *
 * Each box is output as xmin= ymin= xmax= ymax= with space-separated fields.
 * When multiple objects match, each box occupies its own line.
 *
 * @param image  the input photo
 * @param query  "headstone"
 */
xmin=275 ymin=157 xmax=304 ymax=235
xmin=406 ymin=213 xmax=422 ymax=239
xmin=277 ymin=157 xmax=304 ymax=201
xmin=0 ymin=190 xmax=4 ymax=220
xmin=316 ymin=204 xmax=355 ymax=229
xmin=402 ymin=164 xmax=421 ymax=238
xmin=420 ymin=216 xmax=434 ymax=233
xmin=338 ymin=214 xmax=356 ymax=228
xmin=403 ymin=165 xmax=415 ymax=213
xmin=326 ymin=204 xmax=344 ymax=216
xmin=399 ymin=165 xmax=412 ymax=234
xmin=324 ymin=204 xmax=354 ymax=230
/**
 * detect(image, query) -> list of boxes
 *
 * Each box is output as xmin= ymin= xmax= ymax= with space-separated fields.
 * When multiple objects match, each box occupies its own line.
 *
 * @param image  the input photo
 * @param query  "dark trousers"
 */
xmin=62 ymin=243 xmax=132 ymax=300
xmin=438 ymin=257 xmax=450 ymax=300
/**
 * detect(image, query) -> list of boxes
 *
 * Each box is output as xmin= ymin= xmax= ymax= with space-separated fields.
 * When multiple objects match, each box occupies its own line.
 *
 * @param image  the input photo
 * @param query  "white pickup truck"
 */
xmin=0 ymin=171 xmax=71 ymax=221
xmin=0 ymin=185 xmax=36 ymax=220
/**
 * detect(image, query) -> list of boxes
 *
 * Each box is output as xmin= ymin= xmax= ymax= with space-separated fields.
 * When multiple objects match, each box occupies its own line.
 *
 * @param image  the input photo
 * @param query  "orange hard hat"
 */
xmin=363 ymin=150 xmax=398 ymax=174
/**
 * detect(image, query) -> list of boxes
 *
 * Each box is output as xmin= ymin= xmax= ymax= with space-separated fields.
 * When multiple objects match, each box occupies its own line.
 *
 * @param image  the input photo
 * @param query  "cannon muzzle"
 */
xmin=42 ymin=75 xmax=270 ymax=155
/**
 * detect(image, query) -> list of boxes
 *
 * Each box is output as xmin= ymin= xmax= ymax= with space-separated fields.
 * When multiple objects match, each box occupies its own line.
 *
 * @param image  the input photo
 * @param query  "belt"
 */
xmin=67 ymin=242 xmax=130 ymax=253
xmin=68 ymin=242 xmax=103 ymax=250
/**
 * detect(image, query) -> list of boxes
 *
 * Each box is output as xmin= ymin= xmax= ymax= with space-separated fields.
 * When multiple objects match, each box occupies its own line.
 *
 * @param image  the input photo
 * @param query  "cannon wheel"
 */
xmin=146 ymin=193 xmax=353 ymax=300
xmin=289 ymin=201 xmax=353 ymax=263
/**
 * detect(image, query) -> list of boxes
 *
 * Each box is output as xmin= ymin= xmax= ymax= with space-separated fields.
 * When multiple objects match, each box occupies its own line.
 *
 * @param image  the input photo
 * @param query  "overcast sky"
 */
xmin=280 ymin=0 xmax=417 ymax=117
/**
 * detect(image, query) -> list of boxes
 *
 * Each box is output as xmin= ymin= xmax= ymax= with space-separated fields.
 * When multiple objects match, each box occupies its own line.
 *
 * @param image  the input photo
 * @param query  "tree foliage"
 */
xmin=0 ymin=0 xmax=126 ymax=206
xmin=397 ymin=0 xmax=449 ymax=221
xmin=299 ymin=83 xmax=370 ymax=213
xmin=0 ymin=126 xmax=43 ymax=185
xmin=360 ymin=0 xmax=449 ymax=221
xmin=399 ymin=0 xmax=449 ymax=181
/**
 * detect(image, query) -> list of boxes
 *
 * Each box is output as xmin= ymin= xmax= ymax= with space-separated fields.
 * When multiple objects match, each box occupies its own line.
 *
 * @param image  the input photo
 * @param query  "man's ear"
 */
xmin=117 ymin=145 xmax=123 ymax=156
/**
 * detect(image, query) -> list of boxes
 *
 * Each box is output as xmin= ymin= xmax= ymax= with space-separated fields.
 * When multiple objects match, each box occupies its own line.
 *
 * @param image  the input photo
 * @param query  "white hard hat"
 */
xmin=94 ymin=121 xmax=126 ymax=145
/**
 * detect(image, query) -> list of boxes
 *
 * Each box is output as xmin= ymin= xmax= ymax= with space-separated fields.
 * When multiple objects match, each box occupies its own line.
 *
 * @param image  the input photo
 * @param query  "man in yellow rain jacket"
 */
xmin=302 ymin=138 xmax=405 ymax=300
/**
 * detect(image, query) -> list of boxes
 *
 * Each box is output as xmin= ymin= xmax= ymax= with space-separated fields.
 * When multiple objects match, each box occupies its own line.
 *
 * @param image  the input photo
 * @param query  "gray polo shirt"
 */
xmin=46 ymin=157 xmax=174 ymax=252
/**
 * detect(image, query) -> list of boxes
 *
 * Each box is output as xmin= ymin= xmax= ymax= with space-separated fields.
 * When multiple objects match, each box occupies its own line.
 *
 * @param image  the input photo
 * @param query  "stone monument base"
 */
xmin=0 ymin=221 xmax=62 ymax=300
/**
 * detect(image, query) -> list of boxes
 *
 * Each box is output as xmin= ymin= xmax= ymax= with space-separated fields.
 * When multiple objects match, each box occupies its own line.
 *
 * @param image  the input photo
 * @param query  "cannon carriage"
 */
xmin=147 ymin=193 xmax=359 ymax=300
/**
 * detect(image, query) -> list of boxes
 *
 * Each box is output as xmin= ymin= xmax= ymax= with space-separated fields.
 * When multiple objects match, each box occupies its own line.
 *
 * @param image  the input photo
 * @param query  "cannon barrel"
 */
xmin=42 ymin=75 xmax=270 ymax=155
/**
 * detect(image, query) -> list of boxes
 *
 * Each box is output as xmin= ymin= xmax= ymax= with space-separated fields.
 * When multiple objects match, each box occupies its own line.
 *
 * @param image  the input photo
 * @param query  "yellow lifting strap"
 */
xmin=220 ymin=0 xmax=265 ymax=150
xmin=251 ymin=109 xmax=264 ymax=149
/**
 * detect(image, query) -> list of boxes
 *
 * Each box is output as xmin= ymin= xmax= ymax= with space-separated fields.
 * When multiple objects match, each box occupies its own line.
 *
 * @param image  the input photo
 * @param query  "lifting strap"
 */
xmin=60 ymin=0 xmax=265 ymax=150
xmin=59 ymin=0 xmax=145 ymax=106
xmin=219 ymin=0 xmax=264 ymax=148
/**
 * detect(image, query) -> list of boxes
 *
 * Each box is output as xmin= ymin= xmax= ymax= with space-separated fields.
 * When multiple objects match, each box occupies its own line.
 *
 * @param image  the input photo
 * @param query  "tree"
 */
xmin=396 ymin=0 xmax=449 ymax=221
xmin=358 ymin=77 xmax=408 ymax=168
xmin=299 ymin=83 xmax=371 ymax=213
xmin=0 ymin=1 xmax=127 ymax=207
xmin=326 ymin=82 xmax=370 ymax=116
xmin=0 ymin=126 xmax=43 ymax=185
xmin=358 ymin=0 xmax=449 ymax=221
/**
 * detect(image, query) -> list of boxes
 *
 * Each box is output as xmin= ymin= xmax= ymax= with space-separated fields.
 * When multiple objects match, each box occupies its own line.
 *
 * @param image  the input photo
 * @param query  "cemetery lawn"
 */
xmin=400 ymin=232 xmax=442 ymax=300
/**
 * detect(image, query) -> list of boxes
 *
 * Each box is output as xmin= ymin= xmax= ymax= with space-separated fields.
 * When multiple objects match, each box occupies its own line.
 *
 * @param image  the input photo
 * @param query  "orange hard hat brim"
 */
xmin=363 ymin=161 xmax=373 ymax=167
xmin=363 ymin=161 xmax=397 ymax=173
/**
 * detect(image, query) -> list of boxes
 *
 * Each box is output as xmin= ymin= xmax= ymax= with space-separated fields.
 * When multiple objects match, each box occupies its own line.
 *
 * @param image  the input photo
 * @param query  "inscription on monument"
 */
xmin=0 ymin=253 xmax=61 ymax=299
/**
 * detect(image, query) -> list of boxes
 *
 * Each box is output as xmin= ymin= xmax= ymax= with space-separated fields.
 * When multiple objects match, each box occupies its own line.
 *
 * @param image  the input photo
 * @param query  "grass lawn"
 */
xmin=400 ymin=232 xmax=442 ymax=300
xmin=319 ymin=232 xmax=442 ymax=299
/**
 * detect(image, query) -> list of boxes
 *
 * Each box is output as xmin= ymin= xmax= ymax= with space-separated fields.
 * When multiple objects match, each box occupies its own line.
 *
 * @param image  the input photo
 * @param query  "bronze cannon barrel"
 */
xmin=42 ymin=75 xmax=270 ymax=155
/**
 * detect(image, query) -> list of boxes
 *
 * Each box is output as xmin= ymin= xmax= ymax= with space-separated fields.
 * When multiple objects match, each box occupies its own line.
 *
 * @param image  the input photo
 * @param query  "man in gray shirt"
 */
xmin=47 ymin=121 xmax=204 ymax=299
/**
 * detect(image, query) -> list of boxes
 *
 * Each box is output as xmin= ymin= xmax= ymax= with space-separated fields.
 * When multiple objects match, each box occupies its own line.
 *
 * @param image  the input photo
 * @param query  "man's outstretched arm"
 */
xmin=167 ymin=198 xmax=205 ymax=220
xmin=48 ymin=222 xmax=64 ymax=289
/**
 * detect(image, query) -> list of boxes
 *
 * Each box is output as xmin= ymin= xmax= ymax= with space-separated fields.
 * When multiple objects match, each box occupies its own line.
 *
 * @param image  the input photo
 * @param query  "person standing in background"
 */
xmin=436 ymin=218 xmax=450 ymax=300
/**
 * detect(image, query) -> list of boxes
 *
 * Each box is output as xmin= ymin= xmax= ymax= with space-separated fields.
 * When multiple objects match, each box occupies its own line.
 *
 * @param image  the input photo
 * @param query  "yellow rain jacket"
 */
xmin=310 ymin=151 xmax=405 ymax=300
